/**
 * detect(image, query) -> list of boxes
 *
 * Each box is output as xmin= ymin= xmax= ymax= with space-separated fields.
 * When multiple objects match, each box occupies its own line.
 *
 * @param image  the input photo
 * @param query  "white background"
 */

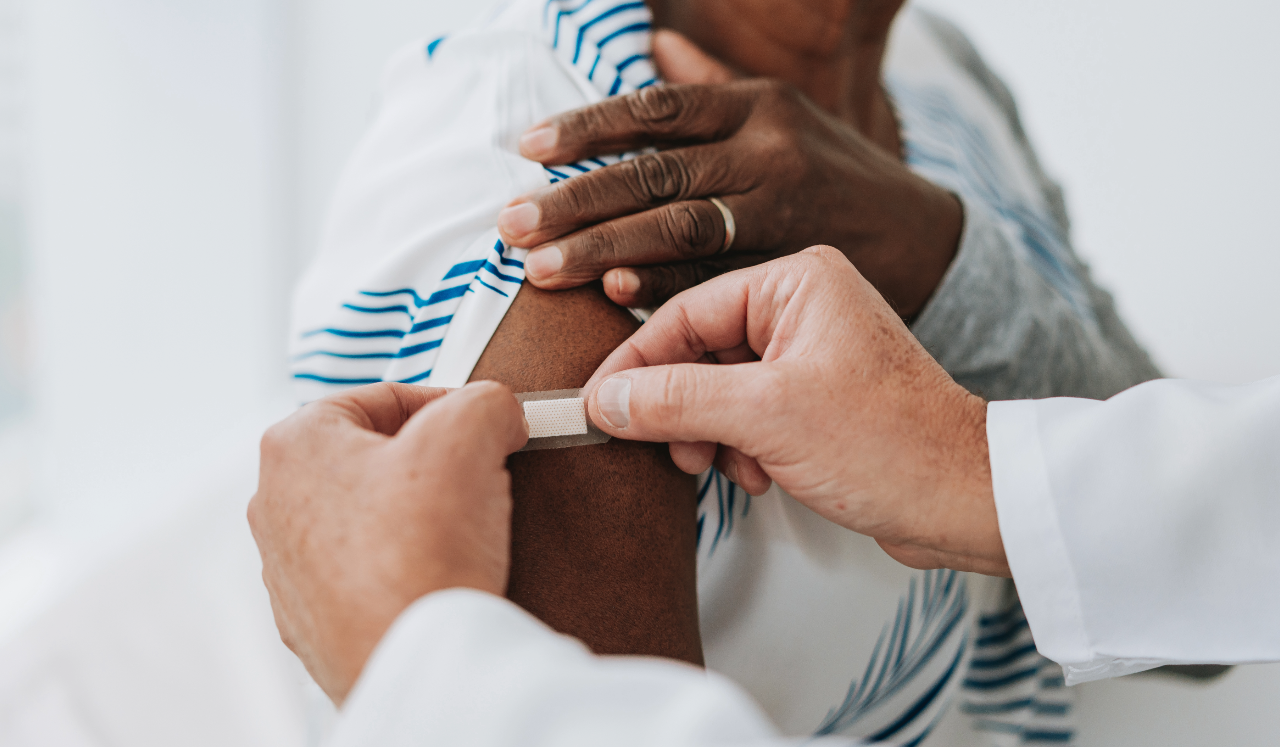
xmin=0 ymin=0 xmax=1277 ymax=744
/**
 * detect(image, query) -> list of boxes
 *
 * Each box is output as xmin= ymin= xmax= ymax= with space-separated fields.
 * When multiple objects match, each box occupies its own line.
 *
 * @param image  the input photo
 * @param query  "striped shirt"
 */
xmin=292 ymin=1 xmax=1160 ymax=743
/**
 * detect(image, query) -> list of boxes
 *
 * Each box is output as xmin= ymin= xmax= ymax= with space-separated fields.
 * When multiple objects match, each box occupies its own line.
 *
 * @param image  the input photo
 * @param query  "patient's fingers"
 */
xmin=518 ymin=83 xmax=756 ymax=165
xmin=521 ymin=198 xmax=749 ymax=288
xmin=498 ymin=143 xmax=738 ymax=250
xmin=602 ymin=254 xmax=759 ymax=308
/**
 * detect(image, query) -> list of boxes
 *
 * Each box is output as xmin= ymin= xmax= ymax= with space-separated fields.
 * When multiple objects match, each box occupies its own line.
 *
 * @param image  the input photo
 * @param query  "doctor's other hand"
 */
xmin=497 ymin=30 xmax=961 ymax=317
xmin=248 ymin=382 xmax=528 ymax=705
xmin=584 ymin=247 xmax=1007 ymax=577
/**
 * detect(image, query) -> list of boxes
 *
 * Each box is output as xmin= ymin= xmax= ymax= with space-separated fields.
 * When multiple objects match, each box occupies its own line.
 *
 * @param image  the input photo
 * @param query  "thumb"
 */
xmin=588 ymin=362 xmax=764 ymax=452
xmin=651 ymin=29 xmax=736 ymax=85
xmin=398 ymin=381 xmax=529 ymax=460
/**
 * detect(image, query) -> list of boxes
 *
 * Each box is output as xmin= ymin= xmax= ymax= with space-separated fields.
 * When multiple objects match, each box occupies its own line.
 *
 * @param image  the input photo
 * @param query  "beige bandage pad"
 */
xmin=515 ymin=388 xmax=612 ymax=452
xmin=524 ymin=397 xmax=589 ymax=438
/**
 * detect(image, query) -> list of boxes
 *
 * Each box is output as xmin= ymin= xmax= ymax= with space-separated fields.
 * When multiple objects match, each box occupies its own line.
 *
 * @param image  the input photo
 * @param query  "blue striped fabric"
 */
xmin=292 ymin=0 xmax=657 ymax=397
xmin=291 ymin=239 xmax=524 ymax=389
xmin=545 ymin=0 xmax=656 ymax=94
xmin=541 ymin=0 xmax=655 ymax=183
xmin=295 ymin=4 xmax=1076 ymax=746
xmin=959 ymin=597 xmax=1075 ymax=744
xmin=814 ymin=570 xmax=971 ymax=745
xmin=694 ymin=467 xmax=748 ymax=556
xmin=887 ymin=81 xmax=1094 ymax=324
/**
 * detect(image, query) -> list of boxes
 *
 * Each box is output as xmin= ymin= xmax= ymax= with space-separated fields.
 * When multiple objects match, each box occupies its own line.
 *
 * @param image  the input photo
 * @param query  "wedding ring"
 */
xmin=708 ymin=196 xmax=736 ymax=255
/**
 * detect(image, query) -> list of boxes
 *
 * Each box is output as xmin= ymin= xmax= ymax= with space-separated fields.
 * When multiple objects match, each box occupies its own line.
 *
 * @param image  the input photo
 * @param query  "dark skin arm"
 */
xmin=469 ymin=282 xmax=703 ymax=665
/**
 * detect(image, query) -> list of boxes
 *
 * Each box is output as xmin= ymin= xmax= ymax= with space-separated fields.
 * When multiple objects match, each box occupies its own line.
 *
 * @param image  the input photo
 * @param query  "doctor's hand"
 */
xmin=248 ymin=382 xmax=528 ymax=705
xmin=584 ymin=247 xmax=1008 ymax=577
xmin=497 ymin=30 xmax=961 ymax=318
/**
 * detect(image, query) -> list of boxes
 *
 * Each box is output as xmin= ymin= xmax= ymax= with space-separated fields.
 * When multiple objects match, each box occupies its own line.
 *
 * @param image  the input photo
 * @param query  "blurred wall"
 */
xmin=0 ymin=0 xmax=29 ymax=534
xmin=5 ymin=0 xmax=1279 ymax=743
xmin=913 ymin=2 xmax=1280 ymax=744
xmin=917 ymin=0 xmax=1280 ymax=386
xmin=294 ymin=2 xmax=1280 ymax=744
xmin=25 ymin=0 xmax=294 ymax=526
xmin=292 ymin=0 xmax=504 ymax=263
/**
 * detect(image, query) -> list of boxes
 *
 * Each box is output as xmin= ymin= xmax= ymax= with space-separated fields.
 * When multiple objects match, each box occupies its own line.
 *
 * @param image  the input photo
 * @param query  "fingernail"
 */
xmin=525 ymin=247 xmax=563 ymax=280
xmin=519 ymin=127 xmax=557 ymax=159
xmin=597 ymin=377 xmax=632 ymax=429
xmin=498 ymin=203 xmax=540 ymax=238
xmin=612 ymin=269 xmax=640 ymax=299
xmin=522 ymin=414 xmax=531 ymax=439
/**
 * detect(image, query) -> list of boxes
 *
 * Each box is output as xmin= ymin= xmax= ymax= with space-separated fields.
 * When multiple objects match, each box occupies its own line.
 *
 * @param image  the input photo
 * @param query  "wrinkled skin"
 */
xmin=498 ymin=1 xmax=962 ymax=317
xmin=582 ymin=247 xmax=1007 ymax=577
xmin=248 ymin=383 xmax=528 ymax=704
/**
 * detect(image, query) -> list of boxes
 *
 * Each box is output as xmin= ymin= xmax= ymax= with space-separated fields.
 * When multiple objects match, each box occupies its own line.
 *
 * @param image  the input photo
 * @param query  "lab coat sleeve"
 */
xmin=328 ymin=589 xmax=846 ymax=747
xmin=989 ymin=375 xmax=1280 ymax=684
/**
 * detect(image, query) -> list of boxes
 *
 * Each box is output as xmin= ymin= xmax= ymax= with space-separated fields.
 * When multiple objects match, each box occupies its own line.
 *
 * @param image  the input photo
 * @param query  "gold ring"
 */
xmin=708 ymin=196 xmax=736 ymax=255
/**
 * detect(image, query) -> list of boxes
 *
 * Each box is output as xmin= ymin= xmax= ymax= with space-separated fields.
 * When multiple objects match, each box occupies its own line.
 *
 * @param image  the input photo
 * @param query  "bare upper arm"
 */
xmin=469 ymin=282 xmax=703 ymax=665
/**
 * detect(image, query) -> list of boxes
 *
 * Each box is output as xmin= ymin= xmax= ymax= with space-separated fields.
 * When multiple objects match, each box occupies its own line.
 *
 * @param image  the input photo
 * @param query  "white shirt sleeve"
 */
xmin=328 ymin=589 xmax=844 ymax=747
xmin=988 ymin=375 xmax=1280 ymax=684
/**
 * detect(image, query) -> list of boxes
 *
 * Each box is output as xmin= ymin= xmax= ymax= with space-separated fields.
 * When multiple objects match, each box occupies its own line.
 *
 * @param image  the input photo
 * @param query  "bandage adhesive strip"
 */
xmin=515 ymin=388 xmax=611 ymax=452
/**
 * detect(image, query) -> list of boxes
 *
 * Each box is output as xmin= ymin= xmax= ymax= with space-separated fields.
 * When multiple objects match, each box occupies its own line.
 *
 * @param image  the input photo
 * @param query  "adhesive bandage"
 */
xmin=515 ymin=388 xmax=611 ymax=452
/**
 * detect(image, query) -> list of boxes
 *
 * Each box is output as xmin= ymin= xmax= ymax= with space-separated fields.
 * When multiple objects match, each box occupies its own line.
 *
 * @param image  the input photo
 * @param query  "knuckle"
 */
xmin=563 ymin=106 xmax=611 ymax=147
xmin=695 ymin=256 xmax=735 ymax=283
xmin=657 ymin=366 xmax=691 ymax=425
xmin=548 ymin=179 xmax=594 ymax=222
xmin=579 ymin=221 xmax=633 ymax=270
xmin=626 ymin=86 xmax=686 ymax=128
xmin=637 ymin=265 xmax=679 ymax=305
xmin=804 ymin=244 xmax=844 ymax=266
xmin=278 ymin=626 xmax=296 ymax=653
xmin=756 ymin=78 xmax=802 ymax=108
xmin=753 ymin=124 xmax=798 ymax=163
xmin=643 ymin=257 xmax=721 ymax=305
xmin=626 ymin=152 xmax=693 ymax=205
xmin=659 ymin=202 xmax=718 ymax=259
xmin=259 ymin=423 xmax=290 ymax=460
xmin=246 ymin=495 xmax=262 ymax=531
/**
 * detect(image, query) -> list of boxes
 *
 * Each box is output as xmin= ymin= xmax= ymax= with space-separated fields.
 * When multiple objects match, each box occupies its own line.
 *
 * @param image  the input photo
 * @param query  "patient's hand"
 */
xmin=497 ymin=30 xmax=962 ymax=319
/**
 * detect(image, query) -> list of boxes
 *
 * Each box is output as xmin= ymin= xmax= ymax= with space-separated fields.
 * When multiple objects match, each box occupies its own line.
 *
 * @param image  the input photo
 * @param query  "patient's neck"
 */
xmin=648 ymin=0 xmax=903 ymax=156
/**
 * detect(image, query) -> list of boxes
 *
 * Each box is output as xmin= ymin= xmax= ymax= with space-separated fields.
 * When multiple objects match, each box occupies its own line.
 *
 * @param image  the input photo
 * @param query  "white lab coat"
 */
xmin=329 ymin=374 xmax=1280 ymax=746
xmin=990 ymin=374 xmax=1280 ymax=684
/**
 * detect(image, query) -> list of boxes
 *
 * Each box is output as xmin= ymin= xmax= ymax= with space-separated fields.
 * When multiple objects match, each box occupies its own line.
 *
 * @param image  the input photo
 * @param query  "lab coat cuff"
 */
xmin=987 ymin=400 xmax=1096 ymax=677
xmin=329 ymin=588 xmax=578 ymax=747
